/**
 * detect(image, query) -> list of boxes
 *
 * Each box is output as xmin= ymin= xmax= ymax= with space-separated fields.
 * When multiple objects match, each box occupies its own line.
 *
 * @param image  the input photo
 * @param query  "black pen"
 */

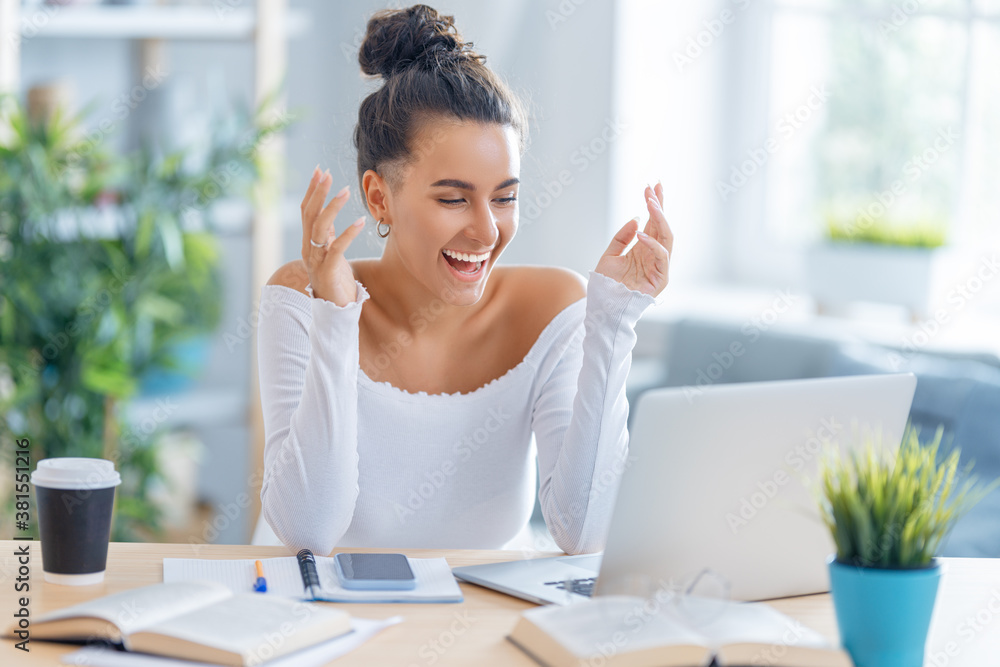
xmin=296 ymin=548 xmax=322 ymax=600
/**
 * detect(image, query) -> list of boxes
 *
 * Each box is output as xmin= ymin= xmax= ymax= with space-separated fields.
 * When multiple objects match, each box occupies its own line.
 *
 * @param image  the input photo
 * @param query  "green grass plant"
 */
xmin=817 ymin=426 xmax=997 ymax=568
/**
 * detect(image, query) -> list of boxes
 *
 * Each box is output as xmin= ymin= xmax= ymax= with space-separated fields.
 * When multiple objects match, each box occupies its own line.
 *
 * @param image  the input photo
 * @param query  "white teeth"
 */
xmin=443 ymin=248 xmax=490 ymax=263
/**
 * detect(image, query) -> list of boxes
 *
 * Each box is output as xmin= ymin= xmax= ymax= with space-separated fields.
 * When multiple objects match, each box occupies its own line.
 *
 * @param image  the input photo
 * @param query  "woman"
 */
xmin=258 ymin=4 xmax=672 ymax=556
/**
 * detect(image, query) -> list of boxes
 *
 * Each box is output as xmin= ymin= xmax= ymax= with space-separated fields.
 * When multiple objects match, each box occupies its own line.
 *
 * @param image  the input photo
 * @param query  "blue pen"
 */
xmin=253 ymin=559 xmax=267 ymax=592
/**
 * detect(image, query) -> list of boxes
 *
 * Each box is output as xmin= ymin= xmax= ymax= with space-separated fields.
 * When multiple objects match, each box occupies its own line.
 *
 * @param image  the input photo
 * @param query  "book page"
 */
xmin=62 ymin=616 xmax=402 ymax=667
xmin=163 ymin=556 xmax=462 ymax=602
xmin=127 ymin=594 xmax=350 ymax=663
xmin=690 ymin=599 xmax=835 ymax=649
xmin=35 ymin=581 xmax=233 ymax=636
xmin=524 ymin=595 xmax=710 ymax=658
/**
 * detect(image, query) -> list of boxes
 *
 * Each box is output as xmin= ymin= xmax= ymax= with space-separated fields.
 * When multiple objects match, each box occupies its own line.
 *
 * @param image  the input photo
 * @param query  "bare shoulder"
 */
xmin=266 ymin=260 xmax=311 ymax=297
xmin=496 ymin=265 xmax=587 ymax=321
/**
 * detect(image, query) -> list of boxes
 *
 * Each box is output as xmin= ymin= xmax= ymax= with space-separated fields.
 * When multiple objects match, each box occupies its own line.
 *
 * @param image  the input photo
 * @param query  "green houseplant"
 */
xmin=824 ymin=215 xmax=946 ymax=250
xmin=0 ymin=94 xmax=291 ymax=540
xmin=816 ymin=426 xmax=996 ymax=667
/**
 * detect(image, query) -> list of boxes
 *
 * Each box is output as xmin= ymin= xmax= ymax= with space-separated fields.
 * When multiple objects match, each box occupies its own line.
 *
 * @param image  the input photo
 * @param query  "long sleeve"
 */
xmin=531 ymin=271 xmax=657 ymax=554
xmin=257 ymin=281 xmax=370 ymax=555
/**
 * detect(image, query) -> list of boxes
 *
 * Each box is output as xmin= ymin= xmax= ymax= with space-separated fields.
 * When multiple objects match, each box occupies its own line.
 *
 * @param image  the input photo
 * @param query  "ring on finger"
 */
xmin=309 ymin=239 xmax=328 ymax=249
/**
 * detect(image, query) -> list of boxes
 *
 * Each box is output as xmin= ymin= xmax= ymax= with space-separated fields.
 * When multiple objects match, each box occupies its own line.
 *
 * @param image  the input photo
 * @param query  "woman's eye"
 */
xmin=437 ymin=196 xmax=517 ymax=205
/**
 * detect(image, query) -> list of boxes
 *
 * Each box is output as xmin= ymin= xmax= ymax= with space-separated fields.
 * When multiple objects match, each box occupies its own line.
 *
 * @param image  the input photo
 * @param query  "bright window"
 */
xmin=761 ymin=0 xmax=1000 ymax=252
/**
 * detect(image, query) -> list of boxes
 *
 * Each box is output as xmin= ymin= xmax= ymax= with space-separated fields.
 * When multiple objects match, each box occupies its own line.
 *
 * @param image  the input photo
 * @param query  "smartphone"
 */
xmin=333 ymin=553 xmax=416 ymax=590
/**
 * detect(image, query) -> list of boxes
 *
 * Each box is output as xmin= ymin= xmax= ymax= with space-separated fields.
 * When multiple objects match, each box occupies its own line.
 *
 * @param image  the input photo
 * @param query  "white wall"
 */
xmin=610 ymin=0 xmax=729 ymax=285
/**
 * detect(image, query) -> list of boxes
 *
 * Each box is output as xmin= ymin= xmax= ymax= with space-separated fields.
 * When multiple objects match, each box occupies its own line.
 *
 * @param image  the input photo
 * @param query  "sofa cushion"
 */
xmin=829 ymin=345 xmax=1000 ymax=557
xmin=661 ymin=318 xmax=841 ymax=388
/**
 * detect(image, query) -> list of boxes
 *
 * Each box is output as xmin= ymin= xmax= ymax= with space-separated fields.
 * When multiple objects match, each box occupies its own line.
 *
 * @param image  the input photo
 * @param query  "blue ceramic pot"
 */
xmin=828 ymin=555 xmax=941 ymax=667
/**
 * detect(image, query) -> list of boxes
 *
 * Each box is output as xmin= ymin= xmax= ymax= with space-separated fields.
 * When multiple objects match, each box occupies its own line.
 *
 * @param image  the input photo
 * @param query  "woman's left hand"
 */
xmin=595 ymin=182 xmax=673 ymax=297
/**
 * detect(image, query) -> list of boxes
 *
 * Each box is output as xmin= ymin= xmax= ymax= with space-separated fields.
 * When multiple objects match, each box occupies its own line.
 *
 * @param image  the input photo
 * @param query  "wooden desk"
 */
xmin=2 ymin=541 xmax=998 ymax=666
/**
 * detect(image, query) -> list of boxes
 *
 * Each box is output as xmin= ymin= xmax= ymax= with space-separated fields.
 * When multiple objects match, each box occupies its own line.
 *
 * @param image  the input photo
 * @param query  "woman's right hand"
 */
xmin=300 ymin=167 xmax=366 ymax=307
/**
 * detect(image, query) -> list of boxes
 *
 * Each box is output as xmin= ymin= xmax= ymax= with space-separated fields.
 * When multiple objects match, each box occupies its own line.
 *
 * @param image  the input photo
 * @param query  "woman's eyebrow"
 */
xmin=429 ymin=177 xmax=520 ymax=191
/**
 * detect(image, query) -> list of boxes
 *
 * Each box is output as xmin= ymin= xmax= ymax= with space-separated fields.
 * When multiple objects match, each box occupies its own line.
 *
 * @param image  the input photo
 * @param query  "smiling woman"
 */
xmin=358 ymin=119 xmax=523 ymax=318
xmin=256 ymin=4 xmax=674 ymax=555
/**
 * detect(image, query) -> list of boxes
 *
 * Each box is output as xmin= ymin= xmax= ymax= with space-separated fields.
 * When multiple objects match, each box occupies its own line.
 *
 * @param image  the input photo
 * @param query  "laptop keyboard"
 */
xmin=543 ymin=577 xmax=596 ymax=597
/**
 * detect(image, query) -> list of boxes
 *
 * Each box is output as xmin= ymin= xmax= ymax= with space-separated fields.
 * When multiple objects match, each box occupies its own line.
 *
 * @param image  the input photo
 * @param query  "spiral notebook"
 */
xmin=163 ymin=556 xmax=463 ymax=603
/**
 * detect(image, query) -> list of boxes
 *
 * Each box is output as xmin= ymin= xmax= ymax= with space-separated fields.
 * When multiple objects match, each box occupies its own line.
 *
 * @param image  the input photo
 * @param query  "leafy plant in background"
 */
xmin=824 ymin=214 xmax=947 ymax=249
xmin=0 ymin=94 xmax=292 ymax=540
xmin=817 ymin=426 xmax=997 ymax=569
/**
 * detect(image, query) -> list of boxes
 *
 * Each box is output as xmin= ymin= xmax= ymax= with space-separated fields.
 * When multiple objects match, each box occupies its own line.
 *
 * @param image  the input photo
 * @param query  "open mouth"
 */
xmin=442 ymin=248 xmax=490 ymax=276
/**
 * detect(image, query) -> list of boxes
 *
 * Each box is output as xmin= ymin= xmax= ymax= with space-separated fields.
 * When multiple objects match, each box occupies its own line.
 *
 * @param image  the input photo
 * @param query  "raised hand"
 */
xmin=595 ymin=181 xmax=672 ymax=297
xmin=300 ymin=166 xmax=366 ymax=306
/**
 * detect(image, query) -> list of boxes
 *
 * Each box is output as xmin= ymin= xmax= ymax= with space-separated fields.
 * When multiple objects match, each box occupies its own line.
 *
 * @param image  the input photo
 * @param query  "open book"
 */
xmin=16 ymin=581 xmax=351 ymax=667
xmin=508 ymin=595 xmax=852 ymax=667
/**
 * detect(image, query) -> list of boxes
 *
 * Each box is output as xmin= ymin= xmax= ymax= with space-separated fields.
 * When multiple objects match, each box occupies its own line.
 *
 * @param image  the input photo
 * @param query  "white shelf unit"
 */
xmin=17 ymin=5 xmax=308 ymax=40
xmin=0 ymin=0 xmax=301 ymax=542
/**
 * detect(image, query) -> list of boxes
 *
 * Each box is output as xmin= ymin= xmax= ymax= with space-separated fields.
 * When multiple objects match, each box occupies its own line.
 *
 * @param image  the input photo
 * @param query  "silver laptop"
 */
xmin=452 ymin=373 xmax=917 ymax=604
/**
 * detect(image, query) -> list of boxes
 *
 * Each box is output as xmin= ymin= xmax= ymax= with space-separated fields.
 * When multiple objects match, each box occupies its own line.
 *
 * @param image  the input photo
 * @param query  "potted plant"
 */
xmin=816 ymin=426 xmax=997 ymax=667
xmin=0 ymin=93 xmax=291 ymax=540
xmin=805 ymin=213 xmax=952 ymax=320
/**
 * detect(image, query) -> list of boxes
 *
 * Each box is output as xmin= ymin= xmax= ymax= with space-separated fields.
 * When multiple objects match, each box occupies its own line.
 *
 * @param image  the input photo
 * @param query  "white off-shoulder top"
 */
xmin=256 ymin=270 xmax=656 ymax=556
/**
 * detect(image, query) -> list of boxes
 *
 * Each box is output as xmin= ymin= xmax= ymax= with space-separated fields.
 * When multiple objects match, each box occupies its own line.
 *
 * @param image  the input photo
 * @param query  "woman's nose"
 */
xmin=467 ymin=199 xmax=499 ymax=247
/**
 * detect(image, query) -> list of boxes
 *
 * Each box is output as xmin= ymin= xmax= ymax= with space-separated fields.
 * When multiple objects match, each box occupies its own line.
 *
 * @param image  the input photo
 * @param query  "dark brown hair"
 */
xmin=354 ymin=4 xmax=528 ymax=199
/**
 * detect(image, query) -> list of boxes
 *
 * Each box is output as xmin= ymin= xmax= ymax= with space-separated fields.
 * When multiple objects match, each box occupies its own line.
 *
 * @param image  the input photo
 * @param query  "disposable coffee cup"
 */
xmin=31 ymin=458 xmax=121 ymax=585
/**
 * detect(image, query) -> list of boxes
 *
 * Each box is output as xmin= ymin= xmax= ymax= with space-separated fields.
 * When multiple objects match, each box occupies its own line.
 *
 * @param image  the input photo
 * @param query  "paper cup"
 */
xmin=32 ymin=458 xmax=121 ymax=585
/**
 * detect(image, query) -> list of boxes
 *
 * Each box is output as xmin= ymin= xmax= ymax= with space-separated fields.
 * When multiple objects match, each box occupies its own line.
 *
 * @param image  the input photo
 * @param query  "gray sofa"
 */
xmin=626 ymin=317 xmax=1000 ymax=558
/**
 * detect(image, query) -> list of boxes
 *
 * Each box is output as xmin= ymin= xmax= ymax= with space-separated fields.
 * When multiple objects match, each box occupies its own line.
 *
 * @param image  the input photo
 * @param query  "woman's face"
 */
xmin=381 ymin=118 xmax=520 ymax=307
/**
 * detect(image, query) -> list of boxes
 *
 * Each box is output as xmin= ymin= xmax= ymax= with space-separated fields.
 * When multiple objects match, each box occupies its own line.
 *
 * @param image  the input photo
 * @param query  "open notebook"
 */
xmin=163 ymin=556 xmax=463 ymax=603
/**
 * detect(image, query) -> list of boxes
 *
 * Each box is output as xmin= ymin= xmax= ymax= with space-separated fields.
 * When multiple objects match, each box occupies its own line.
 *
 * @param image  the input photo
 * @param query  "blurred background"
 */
xmin=1 ymin=0 xmax=998 ymax=555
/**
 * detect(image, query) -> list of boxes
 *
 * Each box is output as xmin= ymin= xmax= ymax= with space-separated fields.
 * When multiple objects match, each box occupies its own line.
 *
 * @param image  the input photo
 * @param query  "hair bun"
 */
xmin=359 ymin=4 xmax=481 ymax=78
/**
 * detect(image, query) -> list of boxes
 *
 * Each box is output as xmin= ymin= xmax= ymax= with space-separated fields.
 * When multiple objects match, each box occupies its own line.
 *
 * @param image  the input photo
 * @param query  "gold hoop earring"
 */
xmin=376 ymin=218 xmax=390 ymax=238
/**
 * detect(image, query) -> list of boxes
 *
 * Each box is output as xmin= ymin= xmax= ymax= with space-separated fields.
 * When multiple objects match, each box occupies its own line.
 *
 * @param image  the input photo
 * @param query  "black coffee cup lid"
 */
xmin=31 ymin=458 xmax=122 ymax=490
